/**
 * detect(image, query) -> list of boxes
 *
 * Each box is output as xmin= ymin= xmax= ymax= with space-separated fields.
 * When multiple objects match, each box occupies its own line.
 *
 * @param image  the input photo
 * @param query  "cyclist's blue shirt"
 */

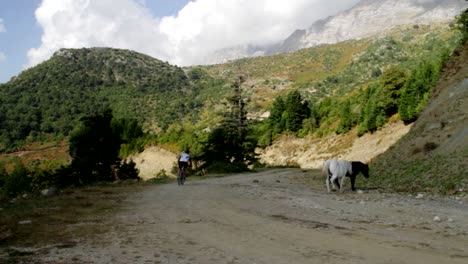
xmin=179 ymin=153 xmax=191 ymax=162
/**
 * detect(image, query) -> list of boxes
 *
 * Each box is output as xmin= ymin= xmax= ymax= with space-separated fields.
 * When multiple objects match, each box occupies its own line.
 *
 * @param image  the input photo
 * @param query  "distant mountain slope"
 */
xmin=209 ymin=0 xmax=466 ymax=63
xmin=0 ymin=48 xmax=191 ymax=152
xmin=0 ymin=19 xmax=462 ymax=154
xmin=273 ymin=0 xmax=466 ymax=54
xmin=369 ymin=41 xmax=468 ymax=193
xmin=258 ymin=40 xmax=467 ymax=194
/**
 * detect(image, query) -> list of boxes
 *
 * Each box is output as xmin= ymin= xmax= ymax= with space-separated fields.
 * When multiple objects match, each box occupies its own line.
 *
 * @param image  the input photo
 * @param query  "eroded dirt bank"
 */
xmin=32 ymin=169 xmax=468 ymax=263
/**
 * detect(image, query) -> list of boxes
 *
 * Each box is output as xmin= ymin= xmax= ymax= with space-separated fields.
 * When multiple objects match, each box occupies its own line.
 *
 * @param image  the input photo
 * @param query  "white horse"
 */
xmin=323 ymin=159 xmax=369 ymax=193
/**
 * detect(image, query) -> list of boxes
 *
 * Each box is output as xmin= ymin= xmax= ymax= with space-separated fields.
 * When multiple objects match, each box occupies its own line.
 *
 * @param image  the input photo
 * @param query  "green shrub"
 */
xmin=204 ymin=161 xmax=248 ymax=174
xmin=2 ymin=162 xmax=31 ymax=197
xmin=118 ymin=160 xmax=140 ymax=180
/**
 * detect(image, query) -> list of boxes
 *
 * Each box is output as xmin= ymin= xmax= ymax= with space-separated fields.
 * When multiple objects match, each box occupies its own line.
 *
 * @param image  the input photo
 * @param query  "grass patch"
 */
xmin=368 ymin=151 xmax=467 ymax=194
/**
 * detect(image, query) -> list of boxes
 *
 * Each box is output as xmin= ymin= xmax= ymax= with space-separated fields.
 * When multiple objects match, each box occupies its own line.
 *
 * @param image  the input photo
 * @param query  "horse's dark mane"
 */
xmin=351 ymin=161 xmax=369 ymax=178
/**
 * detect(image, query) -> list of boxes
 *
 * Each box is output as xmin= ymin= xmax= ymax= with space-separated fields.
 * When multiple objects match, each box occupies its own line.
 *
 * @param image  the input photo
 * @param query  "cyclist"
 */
xmin=177 ymin=149 xmax=192 ymax=185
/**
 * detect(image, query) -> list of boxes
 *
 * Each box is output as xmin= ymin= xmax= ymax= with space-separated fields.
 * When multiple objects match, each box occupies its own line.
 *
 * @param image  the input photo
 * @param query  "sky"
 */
xmin=0 ymin=0 xmax=361 ymax=83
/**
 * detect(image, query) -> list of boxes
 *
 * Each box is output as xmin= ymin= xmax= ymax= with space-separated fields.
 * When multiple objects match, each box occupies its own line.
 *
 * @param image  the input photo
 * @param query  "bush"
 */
xmin=1 ymin=162 xmax=31 ymax=197
xmin=454 ymin=8 xmax=468 ymax=43
xmin=204 ymin=161 xmax=248 ymax=174
xmin=118 ymin=160 xmax=140 ymax=180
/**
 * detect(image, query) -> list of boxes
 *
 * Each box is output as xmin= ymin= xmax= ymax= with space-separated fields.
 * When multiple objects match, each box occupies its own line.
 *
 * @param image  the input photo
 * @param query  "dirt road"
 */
xmin=38 ymin=169 xmax=468 ymax=264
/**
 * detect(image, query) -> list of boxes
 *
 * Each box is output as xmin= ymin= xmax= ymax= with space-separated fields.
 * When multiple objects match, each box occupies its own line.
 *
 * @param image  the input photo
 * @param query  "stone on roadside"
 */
xmin=41 ymin=187 xmax=57 ymax=197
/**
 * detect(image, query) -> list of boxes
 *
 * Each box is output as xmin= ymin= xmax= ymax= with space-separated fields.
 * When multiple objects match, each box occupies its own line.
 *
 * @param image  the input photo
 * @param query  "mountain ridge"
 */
xmin=208 ymin=0 xmax=467 ymax=63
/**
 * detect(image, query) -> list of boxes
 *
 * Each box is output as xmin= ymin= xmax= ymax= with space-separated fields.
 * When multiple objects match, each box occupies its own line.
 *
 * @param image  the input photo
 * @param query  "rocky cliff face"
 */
xmin=210 ymin=0 xmax=467 ymax=62
xmin=291 ymin=0 xmax=466 ymax=51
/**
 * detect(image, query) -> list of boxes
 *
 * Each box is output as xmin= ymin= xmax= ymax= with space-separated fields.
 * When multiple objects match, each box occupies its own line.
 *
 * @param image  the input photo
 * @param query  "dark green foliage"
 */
xmin=355 ymin=67 xmax=407 ymax=134
xmin=68 ymin=109 xmax=122 ymax=184
xmin=263 ymin=90 xmax=310 ymax=140
xmin=399 ymin=60 xmax=441 ymax=123
xmin=336 ymin=100 xmax=354 ymax=134
xmin=224 ymin=76 xmax=248 ymax=137
xmin=202 ymin=126 xmax=244 ymax=166
xmin=111 ymin=118 xmax=145 ymax=156
xmin=378 ymin=66 xmax=408 ymax=116
xmin=118 ymin=160 xmax=140 ymax=180
xmin=269 ymin=96 xmax=285 ymax=134
xmin=60 ymin=110 xmax=143 ymax=185
xmin=1 ymin=162 xmax=31 ymax=197
xmin=454 ymin=8 xmax=468 ymax=43
xmin=201 ymin=77 xmax=257 ymax=172
xmin=0 ymin=162 xmax=7 ymax=187
xmin=201 ymin=124 xmax=257 ymax=173
xmin=0 ymin=47 xmax=193 ymax=152
xmin=284 ymin=90 xmax=310 ymax=132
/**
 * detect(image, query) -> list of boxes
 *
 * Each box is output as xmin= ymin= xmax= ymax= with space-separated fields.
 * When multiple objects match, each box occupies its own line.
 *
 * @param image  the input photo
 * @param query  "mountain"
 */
xmin=0 ymin=15 xmax=462 ymax=154
xmin=275 ymin=0 xmax=466 ymax=53
xmin=210 ymin=0 xmax=467 ymax=62
xmin=0 ymin=48 xmax=194 ymax=152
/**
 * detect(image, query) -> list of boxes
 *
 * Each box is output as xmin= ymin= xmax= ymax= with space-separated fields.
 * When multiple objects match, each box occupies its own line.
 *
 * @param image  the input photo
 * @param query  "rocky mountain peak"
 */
xmin=294 ymin=0 xmax=466 ymax=51
xmin=210 ymin=0 xmax=467 ymax=62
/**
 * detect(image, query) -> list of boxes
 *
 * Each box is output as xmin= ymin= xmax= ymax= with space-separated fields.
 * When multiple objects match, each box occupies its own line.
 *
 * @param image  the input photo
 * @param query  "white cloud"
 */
xmin=0 ymin=52 xmax=6 ymax=63
xmin=27 ymin=0 xmax=360 ymax=67
xmin=160 ymin=0 xmax=360 ymax=65
xmin=0 ymin=18 xmax=5 ymax=32
xmin=27 ymin=0 xmax=173 ymax=67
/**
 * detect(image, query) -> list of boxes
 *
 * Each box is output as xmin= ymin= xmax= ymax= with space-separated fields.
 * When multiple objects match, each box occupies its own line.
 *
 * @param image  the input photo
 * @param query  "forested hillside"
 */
xmin=0 ymin=21 xmax=463 ymax=154
xmin=0 ymin=48 xmax=201 ymax=152
xmin=202 ymin=23 xmax=462 ymax=143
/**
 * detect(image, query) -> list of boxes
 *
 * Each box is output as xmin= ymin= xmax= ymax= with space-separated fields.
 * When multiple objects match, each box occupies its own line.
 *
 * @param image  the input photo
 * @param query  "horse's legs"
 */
xmin=330 ymin=174 xmax=338 ymax=190
xmin=326 ymin=177 xmax=331 ymax=193
xmin=339 ymin=176 xmax=346 ymax=193
xmin=334 ymin=178 xmax=340 ymax=189
xmin=350 ymin=176 xmax=356 ymax=191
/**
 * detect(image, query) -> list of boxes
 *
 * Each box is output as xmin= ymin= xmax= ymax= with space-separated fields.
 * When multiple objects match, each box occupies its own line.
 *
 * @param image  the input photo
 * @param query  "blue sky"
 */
xmin=0 ymin=1 xmax=42 ymax=83
xmin=0 ymin=0 xmax=360 ymax=84
xmin=0 ymin=0 xmax=191 ymax=83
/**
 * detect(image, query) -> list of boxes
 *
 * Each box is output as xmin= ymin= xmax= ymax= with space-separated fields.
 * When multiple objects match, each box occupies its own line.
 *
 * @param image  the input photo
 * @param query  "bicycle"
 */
xmin=177 ymin=165 xmax=187 ymax=186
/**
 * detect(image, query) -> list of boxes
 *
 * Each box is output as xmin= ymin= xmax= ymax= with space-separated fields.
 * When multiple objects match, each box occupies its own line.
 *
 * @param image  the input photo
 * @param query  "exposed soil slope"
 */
xmin=129 ymin=146 xmax=177 ymax=179
xmin=258 ymin=121 xmax=412 ymax=169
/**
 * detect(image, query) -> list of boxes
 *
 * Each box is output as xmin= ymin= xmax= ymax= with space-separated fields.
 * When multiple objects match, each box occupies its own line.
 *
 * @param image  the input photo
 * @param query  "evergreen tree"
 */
xmin=399 ymin=60 xmax=440 ymax=123
xmin=284 ymin=90 xmax=310 ymax=132
xmin=378 ymin=66 xmax=407 ymax=117
xmin=68 ymin=109 xmax=122 ymax=183
xmin=201 ymin=76 xmax=256 ymax=172
xmin=337 ymin=100 xmax=353 ymax=134
xmin=269 ymin=96 xmax=285 ymax=135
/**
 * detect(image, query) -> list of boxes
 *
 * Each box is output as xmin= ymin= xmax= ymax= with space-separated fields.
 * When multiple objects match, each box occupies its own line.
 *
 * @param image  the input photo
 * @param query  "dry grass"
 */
xmin=0 ymin=142 xmax=70 ymax=172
